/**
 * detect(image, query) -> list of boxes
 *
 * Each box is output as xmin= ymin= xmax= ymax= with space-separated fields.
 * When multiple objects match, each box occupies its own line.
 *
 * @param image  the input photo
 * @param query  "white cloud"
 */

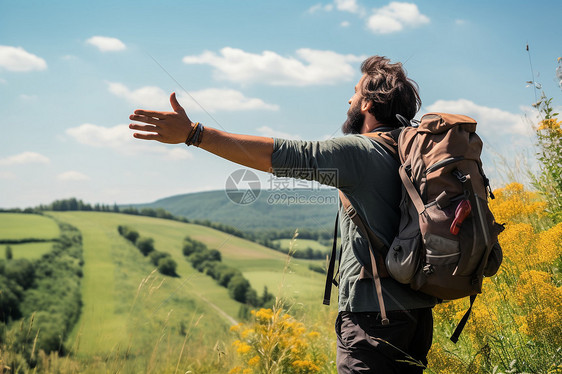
xmin=335 ymin=0 xmax=361 ymax=14
xmin=66 ymin=123 xmax=131 ymax=149
xmin=0 ymin=152 xmax=50 ymax=166
xmin=367 ymin=2 xmax=430 ymax=34
xmin=57 ymin=171 xmax=90 ymax=181
xmin=190 ymin=88 xmax=279 ymax=111
xmin=107 ymin=82 xmax=279 ymax=112
xmin=455 ymin=19 xmax=468 ymax=25
xmin=425 ymin=99 xmax=531 ymax=137
xmin=308 ymin=3 xmax=333 ymax=13
xmin=341 ymin=21 xmax=351 ymax=27
xmin=0 ymin=46 xmax=47 ymax=72
xmin=183 ymin=47 xmax=364 ymax=86
xmin=256 ymin=126 xmax=302 ymax=140
xmin=65 ymin=123 xmax=192 ymax=160
xmin=86 ymin=36 xmax=126 ymax=52
xmin=108 ymin=82 xmax=170 ymax=108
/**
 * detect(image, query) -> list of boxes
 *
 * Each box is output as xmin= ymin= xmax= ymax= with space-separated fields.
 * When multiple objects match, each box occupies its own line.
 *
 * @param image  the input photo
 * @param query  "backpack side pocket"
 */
xmin=386 ymin=187 xmax=422 ymax=284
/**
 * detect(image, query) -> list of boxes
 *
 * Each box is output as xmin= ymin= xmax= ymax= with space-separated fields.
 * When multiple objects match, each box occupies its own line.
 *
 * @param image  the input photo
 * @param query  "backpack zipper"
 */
xmin=425 ymin=157 xmax=465 ymax=175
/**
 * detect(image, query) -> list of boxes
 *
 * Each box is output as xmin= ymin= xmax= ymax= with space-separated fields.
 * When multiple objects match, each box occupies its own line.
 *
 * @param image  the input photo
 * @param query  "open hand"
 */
xmin=129 ymin=92 xmax=193 ymax=144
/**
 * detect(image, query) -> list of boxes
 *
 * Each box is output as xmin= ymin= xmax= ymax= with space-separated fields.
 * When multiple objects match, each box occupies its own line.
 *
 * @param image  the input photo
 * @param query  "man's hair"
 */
xmin=360 ymin=56 xmax=421 ymax=127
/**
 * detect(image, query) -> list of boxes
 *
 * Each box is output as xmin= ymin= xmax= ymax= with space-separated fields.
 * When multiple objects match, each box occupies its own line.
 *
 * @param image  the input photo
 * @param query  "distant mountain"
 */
xmin=130 ymin=189 xmax=339 ymax=234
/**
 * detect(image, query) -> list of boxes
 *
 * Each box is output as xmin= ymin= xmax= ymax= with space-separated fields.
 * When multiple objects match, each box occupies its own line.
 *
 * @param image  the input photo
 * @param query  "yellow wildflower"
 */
xmin=497 ymin=222 xmax=536 ymax=268
xmin=241 ymin=328 xmax=254 ymax=339
xmin=230 ymin=323 xmax=243 ymax=332
xmin=248 ymin=355 xmax=260 ymax=366
xmin=533 ymin=222 xmax=562 ymax=267
xmin=516 ymin=270 xmax=562 ymax=345
xmin=538 ymin=118 xmax=562 ymax=136
xmin=236 ymin=342 xmax=252 ymax=354
xmin=253 ymin=308 xmax=274 ymax=321
xmin=307 ymin=331 xmax=320 ymax=339
xmin=292 ymin=359 xmax=321 ymax=373
xmin=490 ymin=183 xmax=546 ymax=223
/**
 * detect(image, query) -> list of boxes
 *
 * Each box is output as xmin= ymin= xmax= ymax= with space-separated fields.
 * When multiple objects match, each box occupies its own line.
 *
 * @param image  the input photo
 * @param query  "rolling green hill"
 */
xmin=130 ymin=188 xmax=339 ymax=234
xmin=43 ymin=211 xmax=333 ymax=372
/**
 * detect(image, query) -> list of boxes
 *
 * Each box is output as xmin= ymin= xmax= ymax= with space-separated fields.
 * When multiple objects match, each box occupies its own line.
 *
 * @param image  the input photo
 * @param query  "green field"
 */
xmin=3 ymin=242 xmax=53 ymax=259
xmin=273 ymin=238 xmax=329 ymax=253
xmin=44 ymin=211 xmax=332 ymax=371
xmin=0 ymin=213 xmax=59 ymax=240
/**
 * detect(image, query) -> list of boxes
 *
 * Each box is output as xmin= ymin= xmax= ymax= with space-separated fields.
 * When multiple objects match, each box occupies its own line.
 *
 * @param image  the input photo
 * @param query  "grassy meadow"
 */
xmin=0 ymin=213 xmax=59 ymax=241
xmin=3 ymin=242 xmax=53 ymax=260
xmin=272 ymin=238 xmax=328 ymax=253
xmin=19 ymin=211 xmax=330 ymax=372
xmin=0 ymin=213 xmax=60 ymax=260
xmin=2 ymin=182 xmax=561 ymax=373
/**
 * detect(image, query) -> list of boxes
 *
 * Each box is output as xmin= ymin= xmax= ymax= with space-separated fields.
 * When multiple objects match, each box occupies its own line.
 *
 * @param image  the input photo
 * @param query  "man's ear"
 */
xmin=361 ymin=99 xmax=372 ymax=113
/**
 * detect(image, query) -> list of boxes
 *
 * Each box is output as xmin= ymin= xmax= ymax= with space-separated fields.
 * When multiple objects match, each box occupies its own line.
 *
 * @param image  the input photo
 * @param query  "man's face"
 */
xmin=342 ymin=78 xmax=365 ymax=134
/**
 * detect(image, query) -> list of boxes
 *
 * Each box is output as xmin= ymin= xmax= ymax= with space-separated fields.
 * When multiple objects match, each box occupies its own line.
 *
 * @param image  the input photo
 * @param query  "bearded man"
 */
xmin=129 ymin=55 xmax=436 ymax=373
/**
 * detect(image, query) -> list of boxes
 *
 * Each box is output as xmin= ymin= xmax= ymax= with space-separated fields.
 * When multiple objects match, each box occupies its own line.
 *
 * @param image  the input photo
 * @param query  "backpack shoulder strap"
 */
xmin=338 ymin=190 xmax=390 ymax=325
xmin=363 ymin=128 xmax=402 ymax=163
xmin=323 ymin=210 xmax=341 ymax=306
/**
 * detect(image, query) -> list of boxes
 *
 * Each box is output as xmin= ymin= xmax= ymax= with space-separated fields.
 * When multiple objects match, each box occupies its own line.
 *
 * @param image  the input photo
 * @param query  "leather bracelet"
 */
xmin=194 ymin=124 xmax=204 ymax=147
xmin=185 ymin=122 xmax=204 ymax=146
xmin=185 ymin=122 xmax=199 ymax=146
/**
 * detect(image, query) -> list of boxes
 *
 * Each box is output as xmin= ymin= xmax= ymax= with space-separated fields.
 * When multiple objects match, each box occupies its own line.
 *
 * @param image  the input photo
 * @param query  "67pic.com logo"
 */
xmin=224 ymin=168 xmax=339 ymax=206
xmin=224 ymin=169 xmax=262 ymax=205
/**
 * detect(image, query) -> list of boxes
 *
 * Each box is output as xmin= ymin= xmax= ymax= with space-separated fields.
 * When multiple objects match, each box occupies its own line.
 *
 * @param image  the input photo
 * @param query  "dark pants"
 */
xmin=336 ymin=308 xmax=433 ymax=373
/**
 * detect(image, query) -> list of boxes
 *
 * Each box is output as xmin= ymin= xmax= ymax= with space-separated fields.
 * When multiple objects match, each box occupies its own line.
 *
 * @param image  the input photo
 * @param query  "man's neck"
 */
xmin=360 ymin=121 xmax=385 ymax=134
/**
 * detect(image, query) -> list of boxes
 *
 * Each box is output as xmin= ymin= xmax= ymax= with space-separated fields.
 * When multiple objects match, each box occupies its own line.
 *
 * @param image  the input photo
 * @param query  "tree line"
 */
xmin=2 ymin=197 xmax=333 ymax=260
xmin=182 ymin=236 xmax=275 ymax=318
xmin=0 ymin=221 xmax=84 ymax=369
xmin=117 ymin=225 xmax=178 ymax=277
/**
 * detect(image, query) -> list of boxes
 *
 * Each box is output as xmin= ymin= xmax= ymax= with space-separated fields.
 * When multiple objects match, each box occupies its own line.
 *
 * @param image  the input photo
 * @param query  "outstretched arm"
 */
xmin=129 ymin=93 xmax=274 ymax=172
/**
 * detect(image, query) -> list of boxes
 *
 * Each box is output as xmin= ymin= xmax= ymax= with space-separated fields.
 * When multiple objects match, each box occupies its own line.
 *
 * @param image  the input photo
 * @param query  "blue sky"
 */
xmin=1 ymin=0 xmax=561 ymax=209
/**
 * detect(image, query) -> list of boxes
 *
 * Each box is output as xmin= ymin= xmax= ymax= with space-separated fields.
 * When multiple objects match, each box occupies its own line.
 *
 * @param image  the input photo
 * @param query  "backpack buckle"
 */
xmin=453 ymin=169 xmax=467 ymax=183
xmin=345 ymin=205 xmax=357 ymax=219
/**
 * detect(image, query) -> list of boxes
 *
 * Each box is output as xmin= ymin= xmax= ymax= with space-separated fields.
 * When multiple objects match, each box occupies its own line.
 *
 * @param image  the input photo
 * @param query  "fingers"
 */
xmin=129 ymin=113 xmax=163 ymax=125
xmin=129 ymin=123 xmax=158 ymax=132
xmin=132 ymin=132 xmax=162 ymax=141
xmin=129 ymin=123 xmax=163 ymax=142
xmin=132 ymin=110 xmax=171 ymax=119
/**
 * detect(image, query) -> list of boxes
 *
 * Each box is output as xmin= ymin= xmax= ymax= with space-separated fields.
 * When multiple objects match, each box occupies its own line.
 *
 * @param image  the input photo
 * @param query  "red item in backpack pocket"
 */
xmin=450 ymin=200 xmax=472 ymax=235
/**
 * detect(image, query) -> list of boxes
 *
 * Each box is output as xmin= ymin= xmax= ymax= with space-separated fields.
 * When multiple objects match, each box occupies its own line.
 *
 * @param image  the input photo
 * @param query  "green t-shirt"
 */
xmin=271 ymin=134 xmax=436 ymax=312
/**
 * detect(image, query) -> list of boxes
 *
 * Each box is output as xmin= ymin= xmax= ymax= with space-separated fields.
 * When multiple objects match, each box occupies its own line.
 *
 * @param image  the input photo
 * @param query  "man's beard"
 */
xmin=341 ymin=105 xmax=365 ymax=134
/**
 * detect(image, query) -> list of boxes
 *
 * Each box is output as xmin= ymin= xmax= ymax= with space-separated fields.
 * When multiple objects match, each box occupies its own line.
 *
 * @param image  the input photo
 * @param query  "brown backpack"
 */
xmin=324 ymin=113 xmax=504 ymax=342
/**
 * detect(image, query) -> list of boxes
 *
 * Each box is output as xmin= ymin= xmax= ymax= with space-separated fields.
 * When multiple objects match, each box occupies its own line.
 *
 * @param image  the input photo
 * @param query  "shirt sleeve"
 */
xmin=271 ymin=135 xmax=396 ymax=195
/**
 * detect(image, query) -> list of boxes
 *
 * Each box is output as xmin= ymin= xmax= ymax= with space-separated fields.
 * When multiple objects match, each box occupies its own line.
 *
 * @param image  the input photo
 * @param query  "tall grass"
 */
xmin=228 ymin=233 xmax=338 ymax=374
